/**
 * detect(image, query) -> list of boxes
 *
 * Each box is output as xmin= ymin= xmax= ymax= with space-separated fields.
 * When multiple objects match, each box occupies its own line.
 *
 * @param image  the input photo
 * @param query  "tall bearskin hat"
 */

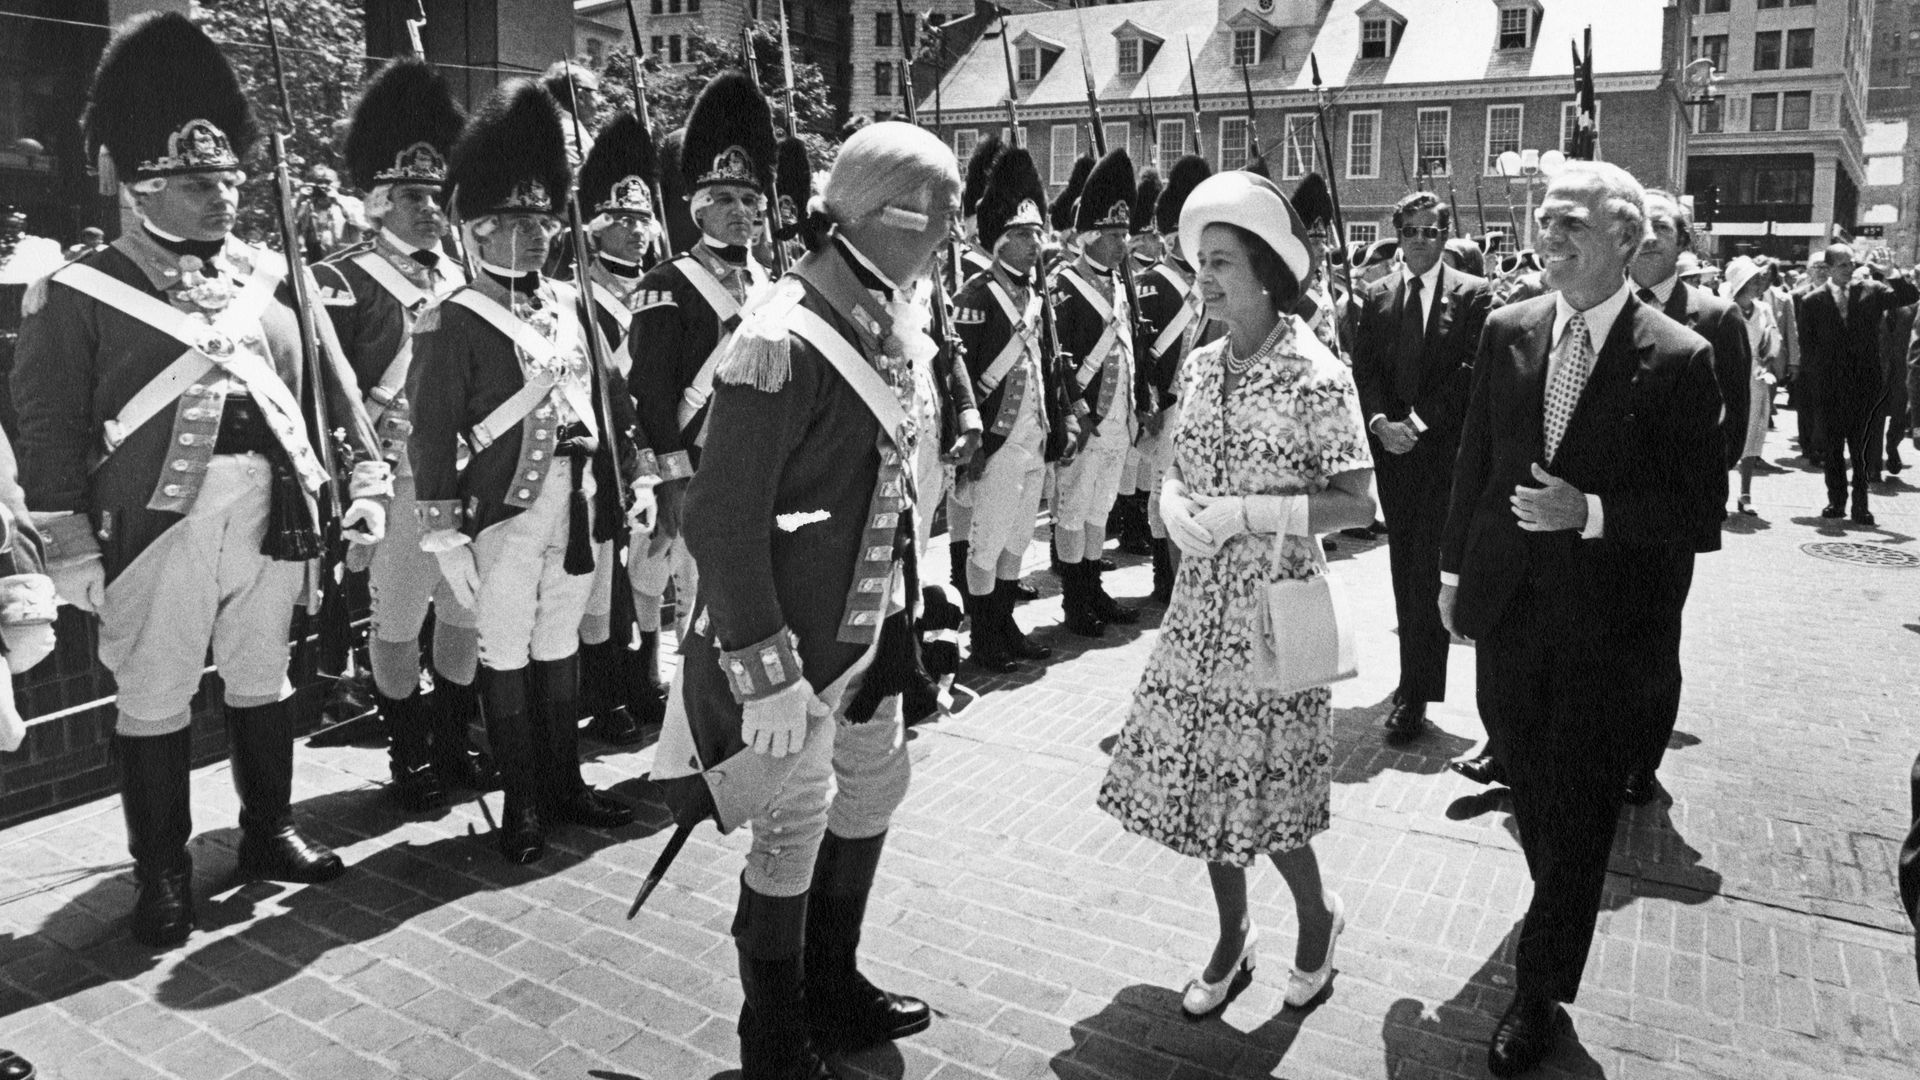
xmin=657 ymin=128 xmax=699 ymax=254
xmin=84 ymin=12 xmax=257 ymax=186
xmin=344 ymin=58 xmax=464 ymax=195
xmin=681 ymin=72 xmax=777 ymax=194
xmin=448 ymin=78 xmax=569 ymax=220
xmin=578 ymin=111 xmax=658 ymax=218
xmin=962 ymin=132 xmax=1004 ymax=221
xmin=1156 ymin=154 xmax=1212 ymax=235
xmin=1131 ymin=168 xmax=1162 ymax=234
xmin=1292 ymin=173 xmax=1334 ymax=229
xmin=977 ymin=146 xmax=1046 ymax=252
xmin=774 ymin=135 xmax=818 ymax=245
xmin=1073 ymin=148 xmax=1136 ymax=235
xmin=1049 ymin=152 xmax=1094 ymax=232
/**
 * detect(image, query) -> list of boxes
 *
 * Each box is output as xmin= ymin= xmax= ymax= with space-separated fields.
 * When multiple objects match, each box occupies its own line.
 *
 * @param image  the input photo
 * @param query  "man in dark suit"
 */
xmin=1798 ymin=243 xmax=1919 ymax=525
xmin=1618 ymin=189 xmax=1750 ymax=805
xmin=1439 ymin=163 xmax=1726 ymax=1077
xmin=1352 ymin=191 xmax=1491 ymax=744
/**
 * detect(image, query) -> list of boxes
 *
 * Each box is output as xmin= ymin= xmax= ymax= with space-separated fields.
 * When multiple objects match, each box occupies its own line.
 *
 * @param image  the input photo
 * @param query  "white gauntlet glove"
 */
xmin=341 ymin=497 xmax=387 ymax=545
xmin=432 ymin=544 xmax=481 ymax=609
xmin=1160 ymin=479 xmax=1215 ymax=559
xmin=741 ymin=679 xmax=828 ymax=759
xmin=1190 ymin=495 xmax=1250 ymax=548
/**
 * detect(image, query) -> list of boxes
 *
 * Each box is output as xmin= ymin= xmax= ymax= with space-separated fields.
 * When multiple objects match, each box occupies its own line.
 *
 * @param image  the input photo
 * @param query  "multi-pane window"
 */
xmin=1416 ymin=108 xmax=1450 ymax=175
xmin=1361 ymin=20 xmax=1390 ymax=59
xmin=901 ymin=13 xmax=915 ymax=50
xmin=667 ymin=0 xmax=679 ymax=13
xmin=1017 ymin=46 xmax=1039 ymax=82
xmin=876 ymin=13 xmax=892 ymax=48
xmin=1219 ymin=117 xmax=1251 ymax=171
xmin=1497 ymin=8 xmax=1531 ymax=50
xmin=1559 ymin=101 xmax=1600 ymax=153
xmin=1751 ymin=93 xmax=1778 ymax=131
xmin=953 ymin=129 xmax=979 ymax=164
xmin=874 ymin=62 xmax=893 ymax=98
xmin=1780 ymin=90 xmax=1812 ymax=130
xmin=1695 ymin=98 xmax=1723 ymax=134
xmin=1484 ymin=104 xmax=1522 ymax=173
xmin=1785 ymin=28 xmax=1814 ymax=68
xmin=1697 ymin=0 xmax=1730 ymax=12
xmin=1754 ymin=31 xmax=1781 ymax=71
xmin=1233 ymin=29 xmax=1260 ymax=67
xmin=1282 ymin=114 xmax=1316 ymax=179
xmin=1693 ymin=34 xmax=1728 ymax=72
xmin=1347 ymin=222 xmax=1379 ymax=245
xmin=1117 ymin=37 xmax=1141 ymax=76
xmin=1757 ymin=0 xmax=1783 ymax=7
xmin=650 ymin=34 xmax=663 ymax=58
xmin=1157 ymin=120 xmax=1186 ymax=174
xmin=668 ymin=35 xmax=682 ymax=63
xmin=1103 ymin=122 xmax=1131 ymax=158
xmin=689 ymin=0 xmax=700 ymax=12
xmin=1050 ymin=125 xmax=1078 ymax=185
xmin=1347 ymin=110 xmax=1379 ymax=179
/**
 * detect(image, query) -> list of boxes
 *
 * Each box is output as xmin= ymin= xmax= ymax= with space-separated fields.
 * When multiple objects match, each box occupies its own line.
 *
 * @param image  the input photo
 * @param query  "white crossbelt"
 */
xmin=450 ymin=290 xmax=597 ymax=449
xmin=351 ymin=252 xmax=435 ymax=422
xmin=787 ymin=307 xmax=913 ymax=453
xmin=977 ymin=278 xmax=1041 ymax=395
xmin=1058 ymin=267 xmax=1123 ymax=390
xmin=1149 ymin=267 xmax=1200 ymax=360
xmin=674 ymin=255 xmax=750 ymax=430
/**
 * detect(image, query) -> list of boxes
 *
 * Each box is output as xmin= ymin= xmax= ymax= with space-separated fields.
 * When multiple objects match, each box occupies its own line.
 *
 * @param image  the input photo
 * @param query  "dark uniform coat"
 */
xmin=1051 ymin=256 xmax=1146 ymax=433
xmin=627 ymin=244 xmax=762 ymax=479
xmin=951 ymin=265 xmax=1062 ymax=463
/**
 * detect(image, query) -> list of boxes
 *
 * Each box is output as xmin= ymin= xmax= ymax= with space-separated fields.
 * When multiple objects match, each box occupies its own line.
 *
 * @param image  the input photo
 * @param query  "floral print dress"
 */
xmin=1096 ymin=316 xmax=1372 ymax=866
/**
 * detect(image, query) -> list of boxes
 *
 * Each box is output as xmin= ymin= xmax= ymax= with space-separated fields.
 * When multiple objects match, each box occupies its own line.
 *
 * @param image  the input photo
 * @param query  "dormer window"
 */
xmin=1233 ymin=28 xmax=1262 ymax=66
xmin=1014 ymin=31 xmax=1065 ymax=84
xmin=1355 ymin=3 xmax=1408 ymax=61
xmin=1113 ymin=21 xmax=1164 ymax=77
xmin=1495 ymin=1 xmax=1542 ymax=50
xmin=1018 ymin=46 xmax=1040 ymax=82
xmin=1361 ymin=21 xmax=1390 ymax=59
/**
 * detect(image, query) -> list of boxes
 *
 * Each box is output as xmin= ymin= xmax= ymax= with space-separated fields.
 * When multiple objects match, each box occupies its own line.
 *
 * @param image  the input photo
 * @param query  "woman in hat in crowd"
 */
xmin=1095 ymin=171 xmax=1376 ymax=1016
xmin=1720 ymin=255 xmax=1787 ymax=515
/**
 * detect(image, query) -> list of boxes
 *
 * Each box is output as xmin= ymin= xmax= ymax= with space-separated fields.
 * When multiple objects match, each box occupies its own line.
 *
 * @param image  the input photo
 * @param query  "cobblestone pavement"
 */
xmin=1 ymin=418 xmax=1917 ymax=1080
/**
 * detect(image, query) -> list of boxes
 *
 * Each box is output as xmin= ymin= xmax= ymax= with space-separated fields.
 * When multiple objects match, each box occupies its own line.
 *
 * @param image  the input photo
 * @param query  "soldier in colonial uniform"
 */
xmin=1132 ymin=155 xmax=1213 ymax=603
xmin=650 ymin=122 xmax=953 ymax=1079
xmin=12 ymin=13 xmax=393 ymax=947
xmin=950 ymin=145 xmax=1061 ymax=671
xmin=313 ymin=57 xmax=494 ymax=812
xmin=628 ymin=72 xmax=775 ymax=644
xmin=406 ymin=79 xmax=647 ymax=865
xmin=954 ymin=132 xmax=1002 ymax=286
xmin=1049 ymin=148 xmax=1144 ymax=637
xmin=574 ymin=109 xmax=666 ymax=747
xmin=1109 ymin=167 xmax=1164 ymax=560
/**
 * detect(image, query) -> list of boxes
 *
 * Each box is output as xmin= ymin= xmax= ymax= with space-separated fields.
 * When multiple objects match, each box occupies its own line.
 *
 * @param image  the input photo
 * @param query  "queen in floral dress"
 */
xmin=1096 ymin=171 xmax=1376 ymax=1017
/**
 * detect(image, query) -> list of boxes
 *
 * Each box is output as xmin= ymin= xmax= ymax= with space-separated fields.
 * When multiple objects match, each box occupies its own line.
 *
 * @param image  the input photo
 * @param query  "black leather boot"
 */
xmin=225 ymin=702 xmax=345 ymax=883
xmin=967 ymin=585 xmax=1020 ymax=672
xmin=534 ymin=657 xmax=636 ymax=830
xmin=380 ymin=691 xmax=446 ymax=812
xmin=0 ymin=1047 xmax=34 ymax=1079
xmin=1087 ymin=559 xmax=1139 ymax=625
xmin=579 ymin=639 xmax=644 ymax=747
xmin=736 ymin=882 xmax=838 ymax=1080
xmin=428 ymin=676 xmax=499 ymax=792
xmin=1062 ymin=562 xmax=1106 ymax=638
xmin=480 ymin=666 xmax=545 ymax=864
xmin=947 ymin=539 xmax=968 ymax=597
xmin=1116 ymin=492 xmax=1154 ymax=555
xmin=996 ymin=580 xmax=1050 ymax=660
xmin=805 ymin=832 xmax=931 ymax=1051
xmin=116 ymin=730 xmax=196 ymax=948
xmin=628 ymin=629 xmax=669 ymax=726
xmin=1150 ymin=539 xmax=1174 ymax=604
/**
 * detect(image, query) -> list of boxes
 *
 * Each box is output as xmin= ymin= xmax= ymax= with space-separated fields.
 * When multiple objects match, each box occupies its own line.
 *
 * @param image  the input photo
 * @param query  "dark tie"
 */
xmin=1394 ymin=276 xmax=1425 ymax=403
xmin=710 ymin=244 xmax=748 ymax=265
xmin=409 ymin=248 xmax=441 ymax=269
xmin=1637 ymin=287 xmax=1658 ymax=307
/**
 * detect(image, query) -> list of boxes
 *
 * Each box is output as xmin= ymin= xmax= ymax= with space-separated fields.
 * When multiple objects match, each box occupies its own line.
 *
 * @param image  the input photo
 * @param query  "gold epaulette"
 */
xmin=20 ymin=272 xmax=55 ymax=317
xmin=716 ymin=277 xmax=805 ymax=393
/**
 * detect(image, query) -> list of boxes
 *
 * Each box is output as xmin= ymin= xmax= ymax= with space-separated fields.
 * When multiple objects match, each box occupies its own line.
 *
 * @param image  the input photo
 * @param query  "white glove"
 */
xmin=1160 ymin=482 xmax=1216 ymax=559
xmin=627 ymin=479 xmax=657 ymax=537
xmin=0 ymin=675 xmax=23 ymax=753
xmin=341 ymin=498 xmax=386 ymax=545
xmin=51 ymin=555 xmax=105 ymax=614
xmin=433 ymin=544 xmax=481 ymax=609
xmin=3 ymin=625 xmax=55 ymax=676
xmin=1190 ymin=495 xmax=1250 ymax=548
xmin=741 ymin=679 xmax=827 ymax=759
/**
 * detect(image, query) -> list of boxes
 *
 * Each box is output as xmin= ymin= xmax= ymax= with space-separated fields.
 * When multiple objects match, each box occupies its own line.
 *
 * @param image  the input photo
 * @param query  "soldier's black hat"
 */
xmin=681 ymin=72 xmax=777 ymax=194
xmin=657 ymin=128 xmax=699 ymax=254
xmin=1131 ymin=168 xmax=1162 ymax=234
xmin=344 ymin=57 xmax=464 ymax=194
xmin=977 ymin=146 xmax=1046 ymax=251
xmin=1155 ymin=154 xmax=1212 ymax=235
xmin=1073 ymin=148 xmax=1136 ymax=234
xmin=448 ymin=78 xmax=569 ymax=219
xmin=1292 ymin=173 xmax=1334 ymax=229
xmin=84 ymin=12 xmax=256 ymax=185
xmin=578 ymin=111 xmax=658 ymax=218
xmin=1049 ymin=152 xmax=1094 ymax=232
xmin=774 ymin=135 xmax=817 ymax=245
xmin=962 ymin=132 xmax=1004 ymax=221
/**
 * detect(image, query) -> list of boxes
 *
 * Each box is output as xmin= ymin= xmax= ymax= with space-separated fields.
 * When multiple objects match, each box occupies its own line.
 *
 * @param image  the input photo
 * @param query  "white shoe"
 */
xmin=1181 ymin=926 xmax=1258 ymax=1016
xmin=1285 ymin=891 xmax=1346 ymax=1008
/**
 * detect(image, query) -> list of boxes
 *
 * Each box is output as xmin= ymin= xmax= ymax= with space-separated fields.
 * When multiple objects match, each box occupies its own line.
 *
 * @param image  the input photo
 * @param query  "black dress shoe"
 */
xmin=1623 ymin=769 xmax=1662 ymax=806
xmin=813 ymin=974 xmax=932 ymax=1051
xmin=1382 ymin=699 xmax=1431 ymax=744
xmin=238 ymin=827 xmax=346 ymax=884
xmin=0 ymin=1047 xmax=34 ymax=1080
xmin=584 ymin=704 xmax=645 ymax=747
xmin=1852 ymin=509 xmax=1877 ymax=527
xmin=1449 ymin=754 xmax=1507 ymax=786
xmin=1487 ymin=993 xmax=1563 ymax=1077
xmin=1820 ymin=504 xmax=1845 ymax=518
xmin=549 ymin=788 xmax=637 ymax=829
xmin=1012 ymin=579 xmax=1040 ymax=603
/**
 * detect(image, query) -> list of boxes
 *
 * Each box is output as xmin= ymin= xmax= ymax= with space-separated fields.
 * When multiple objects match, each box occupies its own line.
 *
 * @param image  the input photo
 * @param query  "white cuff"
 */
xmin=1368 ymin=413 xmax=1389 ymax=432
xmin=1440 ymin=571 xmax=1460 ymax=587
xmin=1581 ymin=494 xmax=1604 ymax=540
xmin=420 ymin=528 xmax=472 ymax=554
xmin=1244 ymin=494 xmax=1309 ymax=537
xmin=1407 ymin=410 xmax=1428 ymax=434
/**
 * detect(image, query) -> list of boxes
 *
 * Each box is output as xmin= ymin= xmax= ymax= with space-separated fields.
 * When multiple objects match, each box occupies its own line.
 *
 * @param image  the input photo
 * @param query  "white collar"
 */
xmin=597 ymin=251 xmax=640 ymax=269
xmin=1642 ymin=272 xmax=1680 ymax=306
xmin=140 ymin=218 xmax=202 ymax=245
xmin=380 ymin=227 xmax=426 ymax=257
xmin=838 ymin=232 xmax=908 ymax=298
xmin=1407 ymin=260 xmax=1442 ymax=293
xmin=1553 ymin=279 xmax=1633 ymax=353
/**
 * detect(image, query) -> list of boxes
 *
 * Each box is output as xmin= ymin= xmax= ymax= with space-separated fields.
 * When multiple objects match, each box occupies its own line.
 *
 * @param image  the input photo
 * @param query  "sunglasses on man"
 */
xmin=1398 ymin=225 xmax=1444 ymax=240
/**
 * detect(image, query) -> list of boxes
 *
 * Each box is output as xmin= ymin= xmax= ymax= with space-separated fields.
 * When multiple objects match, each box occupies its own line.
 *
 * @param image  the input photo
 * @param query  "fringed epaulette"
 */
xmin=20 ymin=272 xmax=55 ymax=318
xmin=716 ymin=277 xmax=805 ymax=393
xmin=411 ymin=301 xmax=443 ymax=335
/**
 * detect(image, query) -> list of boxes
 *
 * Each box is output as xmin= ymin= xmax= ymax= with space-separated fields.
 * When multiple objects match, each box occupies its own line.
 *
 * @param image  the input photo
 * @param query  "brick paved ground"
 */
xmin=1 ymin=416 xmax=1917 ymax=1080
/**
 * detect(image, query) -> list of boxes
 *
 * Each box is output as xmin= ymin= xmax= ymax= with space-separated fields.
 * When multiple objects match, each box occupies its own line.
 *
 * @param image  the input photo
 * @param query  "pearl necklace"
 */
xmin=1222 ymin=317 xmax=1293 ymax=376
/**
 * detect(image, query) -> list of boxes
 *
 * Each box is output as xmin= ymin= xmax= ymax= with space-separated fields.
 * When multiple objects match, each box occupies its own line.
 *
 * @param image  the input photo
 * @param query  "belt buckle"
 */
xmin=197 ymin=328 xmax=237 ymax=363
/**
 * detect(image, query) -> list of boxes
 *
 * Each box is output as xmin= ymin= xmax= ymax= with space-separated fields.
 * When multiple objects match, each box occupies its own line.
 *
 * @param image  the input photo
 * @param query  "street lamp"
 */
xmin=1497 ymin=147 xmax=1566 ymax=248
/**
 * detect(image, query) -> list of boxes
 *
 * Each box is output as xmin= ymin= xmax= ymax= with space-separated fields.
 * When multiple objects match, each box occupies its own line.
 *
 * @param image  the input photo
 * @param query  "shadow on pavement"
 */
xmin=1330 ymin=700 xmax=1476 ymax=786
xmin=1047 ymin=980 xmax=1317 ymax=1079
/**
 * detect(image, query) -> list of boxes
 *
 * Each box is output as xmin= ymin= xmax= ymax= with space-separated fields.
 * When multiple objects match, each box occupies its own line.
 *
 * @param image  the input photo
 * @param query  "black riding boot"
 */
xmin=1087 ymin=558 xmax=1139 ymax=625
xmin=225 ymin=702 xmax=345 ymax=883
xmin=1061 ymin=561 xmax=1106 ymax=638
xmin=736 ymin=882 xmax=838 ymax=1080
xmin=629 ymin=629 xmax=669 ymax=725
xmin=480 ymin=665 xmax=545 ymax=864
xmin=805 ymin=831 xmax=931 ymax=1050
xmin=380 ymin=691 xmax=446 ymax=811
xmin=947 ymin=539 xmax=969 ymax=598
xmin=116 ymin=730 xmax=195 ymax=948
xmin=996 ymin=580 xmax=1051 ymax=660
xmin=1150 ymin=538 xmax=1175 ymax=604
xmin=579 ymin=639 xmax=643 ymax=747
xmin=428 ymin=675 xmax=499 ymax=791
xmin=967 ymin=584 xmax=1020 ymax=672
xmin=534 ymin=657 xmax=636 ymax=829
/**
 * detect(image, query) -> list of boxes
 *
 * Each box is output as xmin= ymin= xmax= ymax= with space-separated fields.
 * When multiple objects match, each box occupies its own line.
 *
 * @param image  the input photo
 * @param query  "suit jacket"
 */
xmin=1656 ymin=281 xmax=1751 ymax=470
xmin=1439 ymin=292 xmax=1726 ymax=642
xmin=1352 ymin=263 xmax=1492 ymax=451
xmin=1798 ymin=273 xmax=1920 ymax=417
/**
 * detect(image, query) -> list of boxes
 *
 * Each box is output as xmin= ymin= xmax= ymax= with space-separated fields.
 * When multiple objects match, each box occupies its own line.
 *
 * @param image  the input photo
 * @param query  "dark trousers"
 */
xmin=1477 ymin=580 xmax=1638 ymax=1003
xmin=1822 ymin=405 xmax=1876 ymax=510
xmin=1635 ymin=552 xmax=1694 ymax=777
xmin=1377 ymin=454 xmax=1453 ymax=703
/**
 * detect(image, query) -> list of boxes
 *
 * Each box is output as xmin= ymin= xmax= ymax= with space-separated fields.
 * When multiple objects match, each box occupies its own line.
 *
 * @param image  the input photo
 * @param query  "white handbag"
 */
xmin=1251 ymin=534 xmax=1358 ymax=693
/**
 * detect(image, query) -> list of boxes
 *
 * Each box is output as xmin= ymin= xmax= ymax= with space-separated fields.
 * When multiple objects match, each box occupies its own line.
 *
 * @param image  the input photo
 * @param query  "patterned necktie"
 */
xmin=1543 ymin=312 xmax=1594 ymax=462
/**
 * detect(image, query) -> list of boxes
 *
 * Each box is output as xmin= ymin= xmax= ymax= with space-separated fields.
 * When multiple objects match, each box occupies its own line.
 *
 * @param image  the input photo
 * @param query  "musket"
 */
xmin=996 ymin=8 xmax=1022 ymax=144
xmin=1474 ymin=180 xmax=1490 ymax=243
xmin=736 ymin=23 xmax=790 ymax=275
xmin=1239 ymin=63 xmax=1263 ymax=165
xmin=1184 ymin=36 xmax=1205 ymax=163
xmin=1446 ymin=177 xmax=1464 ymax=239
xmin=778 ymin=0 xmax=799 ymax=137
xmin=1308 ymin=53 xmax=1349 ymax=354
xmin=1143 ymin=86 xmax=1159 ymax=168
xmin=405 ymin=0 xmax=426 ymax=57
xmin=992 ymin=6 xmax=1067 ymax=457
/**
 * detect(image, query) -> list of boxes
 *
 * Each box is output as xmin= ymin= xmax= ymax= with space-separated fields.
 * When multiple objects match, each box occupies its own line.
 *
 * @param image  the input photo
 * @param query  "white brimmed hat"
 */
xmin=1178 ymin=170 xmax=1313 ymax=284
xmin=1721 ymin=255 xmax=1766 ymax=298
